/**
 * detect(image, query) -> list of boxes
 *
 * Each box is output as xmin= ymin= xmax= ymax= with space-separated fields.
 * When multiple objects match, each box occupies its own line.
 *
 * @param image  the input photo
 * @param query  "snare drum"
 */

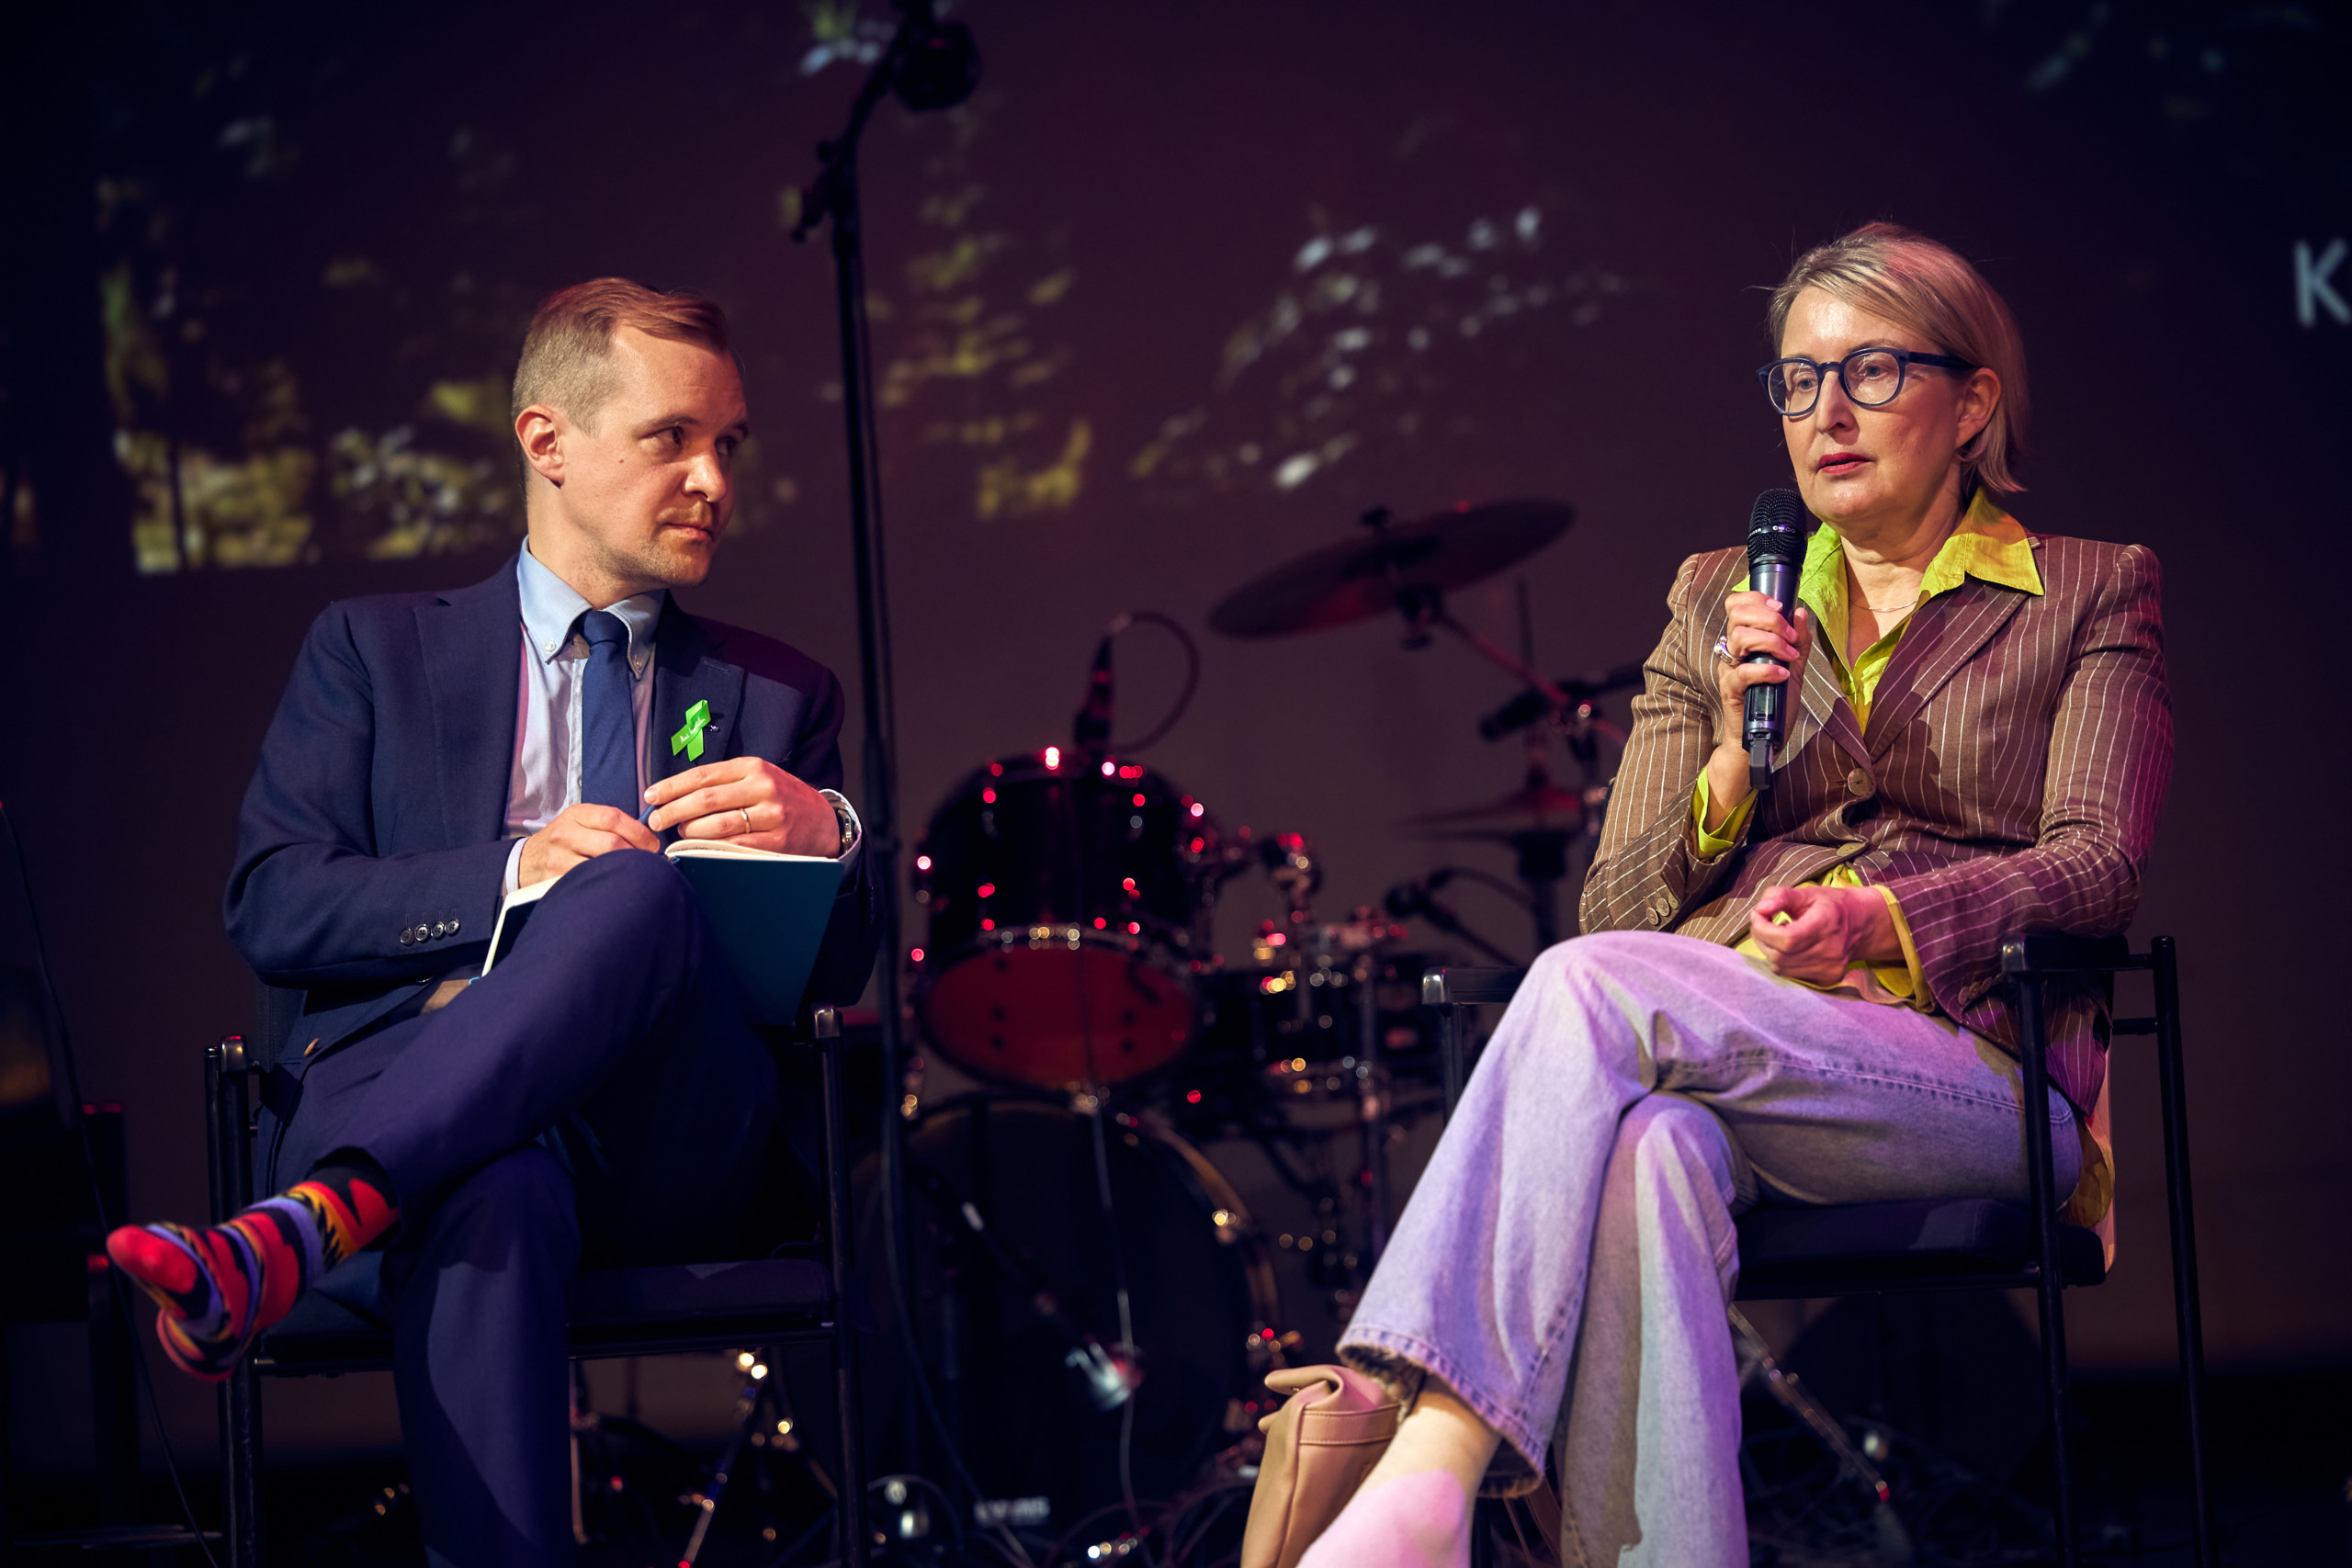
xmin=913 ymin=751 xmax=1224 ymax=1089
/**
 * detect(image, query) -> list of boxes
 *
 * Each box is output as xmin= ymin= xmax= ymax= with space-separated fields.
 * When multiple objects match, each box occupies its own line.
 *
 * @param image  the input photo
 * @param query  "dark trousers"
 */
xmin=263 ymin=850 xmax=777 ymax=1567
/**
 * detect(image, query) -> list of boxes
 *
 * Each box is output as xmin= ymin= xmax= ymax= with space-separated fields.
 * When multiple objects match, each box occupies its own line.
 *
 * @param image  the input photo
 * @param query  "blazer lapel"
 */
xmin=1862 ymin=577 xmax=2029 ymax=761
xmin=651 ymin=604 xmax=748 ymax=799
xmin=417 ymin=559 xmax=525 ymax=846
xmin=1782 ymin=638 xmax=1866 ymax=773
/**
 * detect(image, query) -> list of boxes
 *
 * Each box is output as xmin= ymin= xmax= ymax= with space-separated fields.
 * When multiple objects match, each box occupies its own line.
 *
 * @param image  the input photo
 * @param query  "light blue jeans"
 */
xmin=1339 ymin=931 xmax=2079 ymax=1568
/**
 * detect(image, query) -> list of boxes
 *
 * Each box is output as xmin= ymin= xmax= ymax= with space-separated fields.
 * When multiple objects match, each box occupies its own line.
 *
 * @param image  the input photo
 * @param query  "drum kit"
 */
xmin=857 ymin=497 xmax=1649 ymax=1535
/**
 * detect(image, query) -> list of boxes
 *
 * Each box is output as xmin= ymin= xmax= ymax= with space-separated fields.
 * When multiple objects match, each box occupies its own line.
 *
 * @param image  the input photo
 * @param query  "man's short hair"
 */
xmin=510 ymin=278 xmax=733 ymax=433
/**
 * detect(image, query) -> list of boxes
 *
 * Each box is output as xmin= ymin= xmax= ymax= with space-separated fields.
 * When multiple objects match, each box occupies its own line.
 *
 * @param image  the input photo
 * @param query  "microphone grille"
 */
xmin=1747 ymin=488 xmax=1807 ymax=562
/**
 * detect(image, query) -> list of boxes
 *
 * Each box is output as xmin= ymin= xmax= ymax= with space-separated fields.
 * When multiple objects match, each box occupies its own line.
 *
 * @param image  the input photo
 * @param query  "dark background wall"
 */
xmin=5 ymin=0 xmax=2348 ymax=1471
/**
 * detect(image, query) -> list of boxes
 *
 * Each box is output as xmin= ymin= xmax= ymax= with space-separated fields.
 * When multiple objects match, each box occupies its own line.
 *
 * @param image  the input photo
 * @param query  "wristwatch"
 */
xmin=821 ymin=790 xmax=862 ymax=858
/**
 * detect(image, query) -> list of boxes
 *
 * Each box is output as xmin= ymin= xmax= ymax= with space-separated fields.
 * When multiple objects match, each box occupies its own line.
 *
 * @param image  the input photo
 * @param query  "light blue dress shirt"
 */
xmin=501 ymin=544 xmax=859 ymax=894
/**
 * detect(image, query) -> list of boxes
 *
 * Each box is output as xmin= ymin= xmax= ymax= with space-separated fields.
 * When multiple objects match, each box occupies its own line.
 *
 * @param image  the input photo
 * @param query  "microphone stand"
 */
xmin=793 ymin=0 xmax=978 ymax=1499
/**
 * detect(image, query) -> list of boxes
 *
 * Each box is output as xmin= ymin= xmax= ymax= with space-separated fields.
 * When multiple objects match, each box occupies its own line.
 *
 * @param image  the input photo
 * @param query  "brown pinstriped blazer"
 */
xmin=1578 ymin=531 xmax=2171 ymax=1111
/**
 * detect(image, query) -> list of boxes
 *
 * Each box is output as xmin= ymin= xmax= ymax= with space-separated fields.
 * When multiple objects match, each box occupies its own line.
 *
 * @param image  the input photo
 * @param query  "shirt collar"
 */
xmin=515 ymin=542 xmax=666 ymax=676
xmin=1799 ymin=486 xmax=2043 ymax=629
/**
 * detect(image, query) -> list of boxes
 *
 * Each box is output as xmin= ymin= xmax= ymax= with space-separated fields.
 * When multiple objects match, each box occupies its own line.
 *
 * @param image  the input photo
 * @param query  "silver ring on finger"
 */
xmin=737 ymin=807 xmax=753 ymax=836
xmin=1712 ymin=634 xmax=1735 ymax=665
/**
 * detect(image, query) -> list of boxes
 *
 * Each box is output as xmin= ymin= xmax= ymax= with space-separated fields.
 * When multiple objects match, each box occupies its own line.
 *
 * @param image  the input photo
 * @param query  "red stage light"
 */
xmin=978 ymin=883 xmax=996 ymax=897
xmin=1132 ymin=793 xmax=1147 ymax=807
xmin=1044 ymin=746 xmax=1061 ymax=770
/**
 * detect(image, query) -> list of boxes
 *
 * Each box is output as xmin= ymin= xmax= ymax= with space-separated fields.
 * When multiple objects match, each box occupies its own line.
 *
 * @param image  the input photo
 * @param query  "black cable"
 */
xmin=1083 ymin=1102 xmax=1150 ymax=1563
xmin=0 ymin=801 xmax=222 ymax=1568
xmin=876 ymin=1150 xmax=1039 ymax=1568
xmin=1102 ymin=611 xmax=1201 ymax=754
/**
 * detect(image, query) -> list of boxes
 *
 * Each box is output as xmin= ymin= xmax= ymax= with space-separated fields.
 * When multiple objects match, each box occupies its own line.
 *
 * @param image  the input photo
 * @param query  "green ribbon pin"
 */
xmin=671 ymin=699 xmax=712 ymax=761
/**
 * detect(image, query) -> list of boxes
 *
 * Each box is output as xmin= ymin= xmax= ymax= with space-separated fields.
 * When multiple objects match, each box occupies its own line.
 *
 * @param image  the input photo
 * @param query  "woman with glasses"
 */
xmin=1286 ymin=223 xmax=2171 ymax=1567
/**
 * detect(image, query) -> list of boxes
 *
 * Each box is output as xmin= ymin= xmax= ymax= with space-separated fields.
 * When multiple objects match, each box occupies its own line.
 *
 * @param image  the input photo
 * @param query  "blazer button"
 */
xmin=431 ymin=920 xmax=448 ymax=939
xmin=447 ymin=918 xmax=461 ymax=935
xmin=398 ymin=928 xmax=415 ymax=946
xmin=1846 ymin=768 xmax=1875 ymax=798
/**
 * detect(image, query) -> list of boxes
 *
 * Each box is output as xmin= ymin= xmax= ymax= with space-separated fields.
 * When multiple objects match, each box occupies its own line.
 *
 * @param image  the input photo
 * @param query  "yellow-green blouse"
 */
xmin=1690 ymin=490 xmax=2045 ymax=1006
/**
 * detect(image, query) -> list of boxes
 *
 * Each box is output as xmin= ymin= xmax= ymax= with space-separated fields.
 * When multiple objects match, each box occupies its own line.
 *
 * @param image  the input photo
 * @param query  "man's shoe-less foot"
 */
xmin=107 ymin=1160 xmax=398 ymax=1381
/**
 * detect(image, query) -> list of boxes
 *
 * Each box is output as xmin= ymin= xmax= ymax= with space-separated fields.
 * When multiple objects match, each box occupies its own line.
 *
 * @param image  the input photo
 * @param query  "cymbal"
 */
xmin=1401 ymin=781 xmax=1586 ymax=840
xmin=1208 ymin=499 xmax=1574 ymax=638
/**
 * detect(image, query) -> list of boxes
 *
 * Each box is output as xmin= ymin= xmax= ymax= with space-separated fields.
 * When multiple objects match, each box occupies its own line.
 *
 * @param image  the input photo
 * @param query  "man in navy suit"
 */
xmin=109 ymin=278 xmax=878 ymax=1566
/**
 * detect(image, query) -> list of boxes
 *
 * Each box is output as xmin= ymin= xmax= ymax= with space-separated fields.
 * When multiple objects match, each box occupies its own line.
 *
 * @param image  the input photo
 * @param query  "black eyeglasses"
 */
xmin=1756 ymin=348 xmax=1974 ymax=417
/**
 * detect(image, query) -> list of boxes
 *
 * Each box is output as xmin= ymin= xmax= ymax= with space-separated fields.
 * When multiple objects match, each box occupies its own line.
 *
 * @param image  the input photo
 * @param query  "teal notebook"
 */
xmin=483 ymin=842 xmax=846 ymax=1025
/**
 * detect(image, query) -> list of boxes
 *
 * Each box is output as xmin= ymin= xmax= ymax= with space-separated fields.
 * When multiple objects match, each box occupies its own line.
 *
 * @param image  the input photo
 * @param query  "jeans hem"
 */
xmin=1338 ymin=1325 xmax=1551 ymax=1492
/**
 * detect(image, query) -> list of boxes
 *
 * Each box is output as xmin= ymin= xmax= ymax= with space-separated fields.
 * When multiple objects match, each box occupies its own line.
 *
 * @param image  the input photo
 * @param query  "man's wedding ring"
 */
xmin=737 ymin=807 xmax=753 ymax=836
xmin=1712 ymin=635 xmax=1735 ymax=664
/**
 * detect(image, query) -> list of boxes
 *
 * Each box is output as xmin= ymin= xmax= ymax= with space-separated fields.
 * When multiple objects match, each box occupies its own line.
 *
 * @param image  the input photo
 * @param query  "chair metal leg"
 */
xmin=1438 ymin=996 xmax=1469 ymax=1122
xmin=208 ymin=1039 xmax=265 ymax=1568
xmin=814 ymin=1009 xmax=868 ymax=1565
xmin=2013 ymin=976 xmax=2078 ymax=1568
xmin=2149 ymin=938 xmax=2216 ymax=1568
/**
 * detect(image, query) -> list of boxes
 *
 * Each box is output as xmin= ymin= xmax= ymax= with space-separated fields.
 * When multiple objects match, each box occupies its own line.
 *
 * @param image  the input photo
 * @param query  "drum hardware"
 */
xmin=1408 ymin=578 xmax=1628 ymax=950
xmin=1204 ymin=499 xmax=1574 ymax=640
xmin=853 ymin=1096 xmax=1289 ymax=1535
xmin=1208 ymin=499 xmax=1629 ymax=951
xmin=1248 ymin=829 xmax=1322 ymax=942
xmin=1383 ymin=870 xmax=1524 ymax=968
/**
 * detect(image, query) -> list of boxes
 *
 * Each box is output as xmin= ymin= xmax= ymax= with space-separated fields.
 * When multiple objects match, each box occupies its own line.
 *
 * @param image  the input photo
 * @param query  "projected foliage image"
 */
xmin=74 ymin=0 xmax=2341 ymax=579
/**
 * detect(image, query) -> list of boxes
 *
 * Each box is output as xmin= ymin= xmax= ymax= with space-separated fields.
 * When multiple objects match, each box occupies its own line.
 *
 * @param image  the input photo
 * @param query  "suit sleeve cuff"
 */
xmin=1690 ymin=773 xmax=1755 ymax=860
xmin=1872 ymin=884 xmax=1928 ymax=1005
xmin=502 ymin=836 xmax=526 ymax=898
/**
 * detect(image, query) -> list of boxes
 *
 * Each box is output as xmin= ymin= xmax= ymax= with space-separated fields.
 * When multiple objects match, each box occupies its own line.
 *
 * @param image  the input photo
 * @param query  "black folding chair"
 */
xmin=1422 ymin=932 xmax=2211 ymax=1568
xmin=205 ymin=995 xmax=869 ymax=1567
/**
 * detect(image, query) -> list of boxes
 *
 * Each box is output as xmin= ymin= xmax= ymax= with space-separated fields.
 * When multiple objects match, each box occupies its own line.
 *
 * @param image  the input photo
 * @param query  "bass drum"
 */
xmin=854 ymin=1096 xmax=1285 ymax=1533
xmin=912 ymin=752 xmax=1224 ymax=1089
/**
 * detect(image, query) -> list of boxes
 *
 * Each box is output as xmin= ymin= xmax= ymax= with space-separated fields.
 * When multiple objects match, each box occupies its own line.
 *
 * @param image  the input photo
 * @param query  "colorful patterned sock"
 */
xmin=107 ymin=1158 xmax=399 ymax=1382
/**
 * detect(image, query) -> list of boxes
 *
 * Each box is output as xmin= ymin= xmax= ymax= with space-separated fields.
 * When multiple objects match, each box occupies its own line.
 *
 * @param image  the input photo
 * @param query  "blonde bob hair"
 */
xmin=1767 ymin=222 xmax=2029 ymax=495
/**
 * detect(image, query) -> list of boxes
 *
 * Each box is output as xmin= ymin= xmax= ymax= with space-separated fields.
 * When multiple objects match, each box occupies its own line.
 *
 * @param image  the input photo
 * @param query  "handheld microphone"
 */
xmin=1741 ymin=489 xmax=1808 ymax=793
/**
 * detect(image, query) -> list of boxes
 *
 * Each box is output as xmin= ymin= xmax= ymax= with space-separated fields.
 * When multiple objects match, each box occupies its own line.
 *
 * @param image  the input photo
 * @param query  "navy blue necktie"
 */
xmin=577 ymin=611 xmax=638 ymax=814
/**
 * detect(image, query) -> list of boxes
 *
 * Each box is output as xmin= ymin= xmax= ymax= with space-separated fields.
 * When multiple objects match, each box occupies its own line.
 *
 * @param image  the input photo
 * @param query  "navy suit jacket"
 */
xmin=225 ymin=556 xmax=881 ymax=1070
